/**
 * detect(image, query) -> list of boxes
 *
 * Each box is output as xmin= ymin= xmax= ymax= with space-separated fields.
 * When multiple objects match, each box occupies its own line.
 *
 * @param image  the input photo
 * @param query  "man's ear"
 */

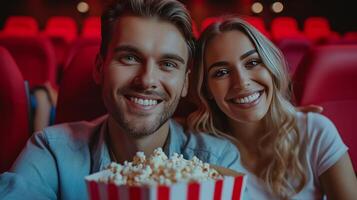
xmin=93 ymin=53 xmax=104 ymax=84
xmin=181 ymin=69 xmax=190 ymax=97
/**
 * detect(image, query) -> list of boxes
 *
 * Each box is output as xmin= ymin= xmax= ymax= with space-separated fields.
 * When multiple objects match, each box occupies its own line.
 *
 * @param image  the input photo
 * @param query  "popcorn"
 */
xmin=99 ymin=148 xmax=223 ymax=186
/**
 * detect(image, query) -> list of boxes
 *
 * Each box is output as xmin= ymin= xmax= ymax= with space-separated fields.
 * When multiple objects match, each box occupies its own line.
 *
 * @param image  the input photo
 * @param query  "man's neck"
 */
xmin=107 ymin=116 xmax=170 ymax=163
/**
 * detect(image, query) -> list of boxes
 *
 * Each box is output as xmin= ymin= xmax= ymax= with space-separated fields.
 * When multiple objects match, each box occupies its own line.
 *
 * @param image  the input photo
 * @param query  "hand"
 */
xmin=297 ymin=104 xmax=323 ymax=113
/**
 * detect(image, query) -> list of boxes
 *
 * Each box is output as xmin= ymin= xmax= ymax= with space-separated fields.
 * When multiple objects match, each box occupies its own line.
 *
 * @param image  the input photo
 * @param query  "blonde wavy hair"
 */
xmin=187 ymin=17 xmax=307 ymax=199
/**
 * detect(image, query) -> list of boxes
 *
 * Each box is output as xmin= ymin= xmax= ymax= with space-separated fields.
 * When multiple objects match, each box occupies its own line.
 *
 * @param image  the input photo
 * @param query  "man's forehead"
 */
xmin=110 ymin=16 xmax=189 ymax=61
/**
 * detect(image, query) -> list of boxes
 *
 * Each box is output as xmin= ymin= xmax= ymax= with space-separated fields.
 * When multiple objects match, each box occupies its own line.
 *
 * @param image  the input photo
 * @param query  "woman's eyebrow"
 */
xmin=208 ymin=61 xmax=229 ymax=71
xmin=240 ymin=49 xmax=257 ymax=60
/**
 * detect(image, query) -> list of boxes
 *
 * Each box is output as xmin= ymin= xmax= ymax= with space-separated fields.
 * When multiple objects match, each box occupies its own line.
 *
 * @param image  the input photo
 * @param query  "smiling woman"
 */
xmin=187 ymin=17 xmax=357 ymax=199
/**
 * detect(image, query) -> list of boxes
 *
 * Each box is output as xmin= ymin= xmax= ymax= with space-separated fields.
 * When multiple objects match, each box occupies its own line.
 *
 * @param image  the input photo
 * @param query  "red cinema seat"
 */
xmin=0 ymin=35 xmax=57 ymax=89
xmin=330 ymin=32 xmax=357 ymax=44
xmin=0 ymin=46 xmax=30 ymax=173
xmin=243 ymin=16 xmax=271 ymax=39
xmin=45 ymin=16 xmax=77 ymax=43
xmin=63 ymin=37 xmax=101 ymax=69
xmin=344 ymin=32 xmax=357 ymax=40
xmin=2 ymin=16 xmax=39 ymax=36
xmin=82 ymin=16 xmax=101 ymax=39
xmin=55 ymin=46 xmax=106 ymax=123
xmin=271 ymin=17 xmax=302 ymax=39
xmin=44 ymin=16 xmax=78 ymax=67
xmin=292 ymin=45 xmax=357 ymax=170
xmin=303 ymin=17 xmax=338 ymax=44
xmin=271 ymin=17 xmax=305 ymax=41
xmin=276 ymin=37 xmax=312 ymax=76
xmin=293 ymin=45 xmax=357 ymax=105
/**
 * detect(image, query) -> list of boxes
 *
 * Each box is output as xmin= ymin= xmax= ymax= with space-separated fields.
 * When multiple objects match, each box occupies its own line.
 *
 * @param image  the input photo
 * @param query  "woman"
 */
xmin=188 ymin=17 xmax=357 ymax=199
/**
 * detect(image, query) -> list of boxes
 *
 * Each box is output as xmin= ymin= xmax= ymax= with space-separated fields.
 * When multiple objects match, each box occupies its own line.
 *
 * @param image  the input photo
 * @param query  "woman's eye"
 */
xmin=245 ymin=59 xmax=262 ymax=69
xmin=213 ymin=68 xmax=230 ymax=78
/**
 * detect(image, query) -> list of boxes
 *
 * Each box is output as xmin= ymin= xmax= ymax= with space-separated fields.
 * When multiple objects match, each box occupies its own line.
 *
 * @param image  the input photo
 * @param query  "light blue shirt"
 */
xmin=0 ymin=116 xmax=240 ymax=200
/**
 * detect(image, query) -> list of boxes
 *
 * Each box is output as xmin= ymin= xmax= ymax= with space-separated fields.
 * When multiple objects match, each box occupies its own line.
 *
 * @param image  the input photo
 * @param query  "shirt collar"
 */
xmin=164 ymin=119 xmax=187 ymax=157
xmin=90 ymin=118 xmax=187 ymax=172
xmin=90 ymin=115 xmax=111 ymax=173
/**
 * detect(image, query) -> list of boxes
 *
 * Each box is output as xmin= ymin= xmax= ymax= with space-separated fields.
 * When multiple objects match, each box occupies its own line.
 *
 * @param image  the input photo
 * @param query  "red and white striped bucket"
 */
xmin=85 ymin=170 xmax=247 ymax=200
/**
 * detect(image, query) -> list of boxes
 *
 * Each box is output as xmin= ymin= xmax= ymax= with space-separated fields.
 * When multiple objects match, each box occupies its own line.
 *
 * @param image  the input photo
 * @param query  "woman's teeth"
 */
xmin=233 ymin=92 xmax=261 ymax=104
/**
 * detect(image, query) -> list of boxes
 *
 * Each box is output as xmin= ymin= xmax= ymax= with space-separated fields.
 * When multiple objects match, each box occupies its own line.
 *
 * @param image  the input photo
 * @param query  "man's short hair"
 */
xmin=100 ymin=0 xmax=196 ymax=68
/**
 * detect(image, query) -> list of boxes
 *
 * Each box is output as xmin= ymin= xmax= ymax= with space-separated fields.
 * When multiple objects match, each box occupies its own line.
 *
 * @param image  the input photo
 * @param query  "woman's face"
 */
xmin=204 ymin=30 xmax=273 ymax=124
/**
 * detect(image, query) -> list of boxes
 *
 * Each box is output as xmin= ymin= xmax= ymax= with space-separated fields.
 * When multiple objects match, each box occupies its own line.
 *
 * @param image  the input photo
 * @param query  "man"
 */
xmin=0 ymin=0 xmax=240 ymax=199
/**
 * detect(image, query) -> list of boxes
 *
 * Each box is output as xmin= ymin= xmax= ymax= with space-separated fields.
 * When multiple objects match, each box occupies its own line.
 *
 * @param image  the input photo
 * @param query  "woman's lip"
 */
xmin=229 ymin=90 xmax=264 ymax=108
xmin=228 ymin=90 xmax=264 ymax=101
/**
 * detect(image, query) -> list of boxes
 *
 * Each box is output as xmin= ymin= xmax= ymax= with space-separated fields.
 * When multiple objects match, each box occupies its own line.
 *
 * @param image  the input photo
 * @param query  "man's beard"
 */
xmin=110 ymin=89 xmax=181 ymax=138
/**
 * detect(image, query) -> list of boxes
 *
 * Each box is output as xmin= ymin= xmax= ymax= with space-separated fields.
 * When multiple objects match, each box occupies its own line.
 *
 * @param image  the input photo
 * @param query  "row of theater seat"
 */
xmin=0 ymin=16 xmax=101 ymax=71
xmin=1 ymin=16 xmax=100 ymax=39
xmin=1 ymin=15 xmax=357 ymax=87
xmin=1 ymin=43 xmax=357 ymax=173
xmin=3 ymin=15 xmax=357 ymax=43
xmin=201 ymin=16 xmax=357 ymax=43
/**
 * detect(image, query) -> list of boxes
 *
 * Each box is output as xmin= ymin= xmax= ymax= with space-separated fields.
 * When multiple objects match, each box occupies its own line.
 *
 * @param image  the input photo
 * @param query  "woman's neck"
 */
xmin=228 ymin=119 xmax=269 ymax=174
xmin=229 ymin=119 xmax=266 ymax=147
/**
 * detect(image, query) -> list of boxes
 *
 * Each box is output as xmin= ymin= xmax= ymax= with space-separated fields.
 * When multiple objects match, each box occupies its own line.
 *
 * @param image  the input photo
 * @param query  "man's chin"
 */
xmin=124 ymin=125 xmax=160 ymax=138
xmin=118 ymin=118 xmax=164 ymax=138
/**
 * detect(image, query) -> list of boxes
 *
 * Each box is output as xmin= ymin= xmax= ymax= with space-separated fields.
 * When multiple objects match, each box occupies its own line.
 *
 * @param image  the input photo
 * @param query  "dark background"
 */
xmin=0 ymin=0 xmax=356 ymax=33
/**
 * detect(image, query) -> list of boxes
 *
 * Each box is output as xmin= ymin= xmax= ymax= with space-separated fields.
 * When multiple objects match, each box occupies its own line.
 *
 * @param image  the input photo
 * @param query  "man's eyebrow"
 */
xmin=208 ymin=61 xmax=229 ymax=71
xmin=113 ymin=45 xmax=185 ymax=65
xmin=114 ymin=45 xmax=140 ymax=54
xmin=240 ymin=49 xmax=257 ymax=60
xmin=161 ymin=54 xmax=186 ymax=65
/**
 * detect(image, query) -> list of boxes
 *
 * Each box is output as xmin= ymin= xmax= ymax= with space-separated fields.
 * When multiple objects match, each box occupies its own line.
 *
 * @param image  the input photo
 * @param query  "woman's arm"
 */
xmin=319 ymin=153 xmax=357 ymax=200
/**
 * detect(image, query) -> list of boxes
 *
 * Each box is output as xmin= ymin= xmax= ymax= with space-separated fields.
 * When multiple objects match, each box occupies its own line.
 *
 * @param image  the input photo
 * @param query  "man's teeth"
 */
xmin=233 ymin=92 xmax=260 ymax=104
xmin=130 ymin=97 xmax=158 ymax=106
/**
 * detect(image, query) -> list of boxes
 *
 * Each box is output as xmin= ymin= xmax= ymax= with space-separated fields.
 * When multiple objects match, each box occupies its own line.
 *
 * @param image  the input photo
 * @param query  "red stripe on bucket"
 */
xmin=129 ymin=186 xmax=141 ymax=200
xmin=187 ymin=182 xmax=200 ymax=200
xmin=231 ymin=176 xmax=243 ymax=200
xmin=108 ymin=183 xmax=120 ymax=200
xmin=213 ymin=179 xmax=223 ymax=200
xmin=88 ymin=181 xmax=100 ymax=200
xmin=157 ymin=185 xmax=170 ymax=200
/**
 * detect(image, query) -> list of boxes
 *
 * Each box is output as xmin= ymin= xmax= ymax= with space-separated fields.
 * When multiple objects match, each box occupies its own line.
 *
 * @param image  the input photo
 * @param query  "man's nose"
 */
xmin=133 ymin=60 xmax=158 ymax=89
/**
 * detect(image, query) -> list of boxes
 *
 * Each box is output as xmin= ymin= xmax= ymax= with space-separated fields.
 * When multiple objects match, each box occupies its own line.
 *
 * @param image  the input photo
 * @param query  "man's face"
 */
xmin=97 ymin=16 xmax=189 ymax=137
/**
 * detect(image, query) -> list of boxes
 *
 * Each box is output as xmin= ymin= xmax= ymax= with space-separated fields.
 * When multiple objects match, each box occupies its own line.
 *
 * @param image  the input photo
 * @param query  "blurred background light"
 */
xmin=251 ymin=2 xmax=263 ymax=14
xmin=77 ymin=1 xmax=89 ymax=13
xmin=272 ymin=2 xmax=284 ymax=13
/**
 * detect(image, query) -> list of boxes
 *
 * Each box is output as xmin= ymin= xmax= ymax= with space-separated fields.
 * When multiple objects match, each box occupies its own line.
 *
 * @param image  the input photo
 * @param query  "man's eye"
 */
xmin=161 ymin=61 xmax=177 ymax=70
xmin=245 ymin=59 xmax=262 ymax=69
xmin=119 ymin=55 xmax=139 ymax=64
xmin=213 ymin=68 xmax=230 ymax=78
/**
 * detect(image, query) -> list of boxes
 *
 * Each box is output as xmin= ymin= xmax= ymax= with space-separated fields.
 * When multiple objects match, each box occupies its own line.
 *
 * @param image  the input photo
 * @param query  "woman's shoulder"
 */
xmin=295 ymin=112 xmax=337 ymax=133
xmin=295 ymin=112 xmax=345 ymax=153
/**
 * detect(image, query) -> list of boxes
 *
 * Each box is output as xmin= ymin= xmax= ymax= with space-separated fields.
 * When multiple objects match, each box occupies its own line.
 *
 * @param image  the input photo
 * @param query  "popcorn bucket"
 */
xmin=85 ymin=169 xmax=247 ymax=200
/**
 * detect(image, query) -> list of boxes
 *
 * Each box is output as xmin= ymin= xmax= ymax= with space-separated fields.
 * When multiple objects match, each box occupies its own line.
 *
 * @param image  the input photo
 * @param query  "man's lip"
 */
xmin=124 ymin=93 xmax=163 ymax=101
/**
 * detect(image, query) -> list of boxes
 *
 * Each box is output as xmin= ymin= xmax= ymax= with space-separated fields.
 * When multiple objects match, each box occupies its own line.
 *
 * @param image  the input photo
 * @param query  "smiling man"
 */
xmin=0 ymin=0 xmax=240 ymax=199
